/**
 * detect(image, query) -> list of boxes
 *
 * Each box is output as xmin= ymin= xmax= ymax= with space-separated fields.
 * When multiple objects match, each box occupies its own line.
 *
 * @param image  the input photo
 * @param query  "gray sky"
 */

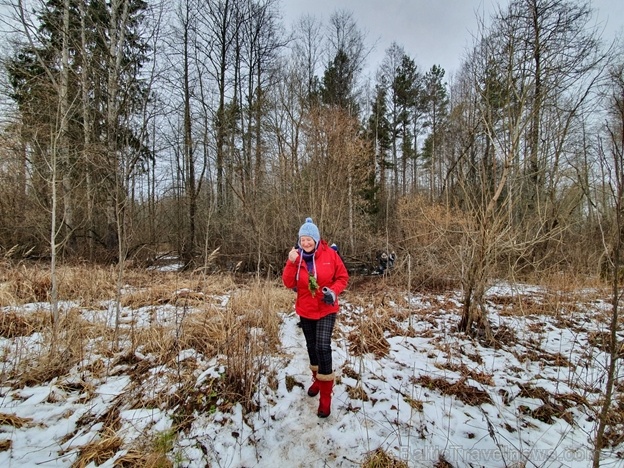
xmin=281 ymin=0 xmax=623 ymax=79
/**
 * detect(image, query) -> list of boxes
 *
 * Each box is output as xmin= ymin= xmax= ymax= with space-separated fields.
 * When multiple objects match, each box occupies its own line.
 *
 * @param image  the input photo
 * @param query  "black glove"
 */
xmin=321 ymin=287 xmax=336 ymax=305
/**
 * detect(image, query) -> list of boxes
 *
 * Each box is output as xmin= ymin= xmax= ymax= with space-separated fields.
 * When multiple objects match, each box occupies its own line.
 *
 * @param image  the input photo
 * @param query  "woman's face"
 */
xmin=299 ymin=236 xmax=316 ymax=253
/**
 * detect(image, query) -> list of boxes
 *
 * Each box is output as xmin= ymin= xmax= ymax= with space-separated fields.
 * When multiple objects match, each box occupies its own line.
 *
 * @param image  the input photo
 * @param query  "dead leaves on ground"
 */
xmin=515 ymin=383 xmax=588 ymax=425
xmin=435 ymin=361 xmax=494 ymax=386
xmin=415 ymin=375 xmax=492 ymax=406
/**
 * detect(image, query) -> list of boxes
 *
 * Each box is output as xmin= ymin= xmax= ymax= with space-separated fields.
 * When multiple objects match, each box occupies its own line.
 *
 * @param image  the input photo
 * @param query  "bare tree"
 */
xmin=593 ymin=60 xmax=624 ymax=468
xmin=198 ymin=0 xmax=241 ymax=211
xmin=291 ymin=14 xmax=323 ymax=99
xmin=496 ymin=0 xmax=605 ymax=244
xmin=446 ymin=8 xmax=531 ymax=340
xmin=325 ymin=9 xmax=366 ymax=82
xmin=300 ymin=106 xmax=370 ymax=254
xmin=8 ymin=0 xmax=76 ymax=330
xmin=176 ymin=0 xmax=202 ymax=266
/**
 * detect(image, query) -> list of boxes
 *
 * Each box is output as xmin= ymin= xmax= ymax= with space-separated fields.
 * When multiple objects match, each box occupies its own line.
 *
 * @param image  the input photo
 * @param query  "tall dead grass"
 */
xmin=3 ymin=307 xmax=96 ymax=388
xmin=0 ymin=263 xmax=120 ymax=306
xmin=120 ymin=270 xmax=239 ymax=309
xmin=0 ymin=262 xmax=245 ymax=308
xmin=213 ymin=280 xmax=290 ymax=411
xmin=0 ymin=263 xmax=295 ymax=463
xmin=490 ymin=270 xmax=609 ymax=319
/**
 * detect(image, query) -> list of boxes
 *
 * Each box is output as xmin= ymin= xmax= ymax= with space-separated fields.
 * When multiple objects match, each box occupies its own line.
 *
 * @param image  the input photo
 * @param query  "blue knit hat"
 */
xmin=298 ymin=217 xmax=320 ymax=245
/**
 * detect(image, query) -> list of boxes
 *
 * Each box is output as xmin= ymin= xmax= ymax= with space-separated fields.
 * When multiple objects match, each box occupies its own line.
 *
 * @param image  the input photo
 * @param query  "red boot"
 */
xmin=308 ymin=365 xmax=319 ymax=397
xmin=316 ymin=373 xmax=334 ymax=418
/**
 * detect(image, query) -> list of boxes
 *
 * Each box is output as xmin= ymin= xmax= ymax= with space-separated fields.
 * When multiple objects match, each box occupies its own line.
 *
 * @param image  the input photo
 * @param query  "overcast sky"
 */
xmin=280 ymin=0 xmax=623 ymax=80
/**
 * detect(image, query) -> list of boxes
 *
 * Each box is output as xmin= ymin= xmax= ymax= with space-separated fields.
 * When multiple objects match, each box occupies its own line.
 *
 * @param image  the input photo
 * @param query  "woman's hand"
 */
xmin=288 ymin=247 xmax=299 ymax=263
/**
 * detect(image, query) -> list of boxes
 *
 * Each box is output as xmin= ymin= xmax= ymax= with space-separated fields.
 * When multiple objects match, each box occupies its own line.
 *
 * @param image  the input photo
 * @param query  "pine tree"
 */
xmin=7 ymin=0 xmax=152 ymax=259
xmin=421 ymin=64 xmax=449 ymax=198
xmin=364 ymin=82 xmax=391 ymax=217
xmin=392 ymin=54 xmax=420 ymax=194
xmin=320 ymin=49 xmax=359 ymax=116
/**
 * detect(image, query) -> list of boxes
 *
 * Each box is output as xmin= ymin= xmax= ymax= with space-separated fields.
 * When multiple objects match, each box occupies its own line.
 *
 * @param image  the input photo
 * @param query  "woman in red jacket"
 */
xmin=282 ymin=217 xmax=349 ymax=418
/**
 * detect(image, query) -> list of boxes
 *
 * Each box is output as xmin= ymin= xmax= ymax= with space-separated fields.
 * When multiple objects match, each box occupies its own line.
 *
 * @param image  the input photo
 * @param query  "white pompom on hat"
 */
xmin=298 ymin=217 xmax=320 ymax=245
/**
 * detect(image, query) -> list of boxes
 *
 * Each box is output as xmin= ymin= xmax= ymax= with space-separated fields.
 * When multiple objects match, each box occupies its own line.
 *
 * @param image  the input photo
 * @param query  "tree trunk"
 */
xmin=182 ymin=1 xmax=196 ymax=267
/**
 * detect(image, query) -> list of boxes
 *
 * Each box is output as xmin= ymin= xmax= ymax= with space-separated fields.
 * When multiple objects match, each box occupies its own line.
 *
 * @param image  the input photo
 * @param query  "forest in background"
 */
xmin=0 ymin=0 xmax=623 ymax=329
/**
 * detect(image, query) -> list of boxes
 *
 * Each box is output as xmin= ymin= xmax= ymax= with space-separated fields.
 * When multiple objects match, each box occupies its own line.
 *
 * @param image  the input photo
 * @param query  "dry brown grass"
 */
xmin=346 ymin=278 xmax=405 ymax=306
xmin=227 ymin=280 xmax=291 ymax=352
xmin=0 ymin=268 xmax=291 ymax=418
xmin=346 ymin=384 xmax=369 ymax=401
xmin=342 ymin=365 xmax=360 ymax=380
xmin=0 ymin=263 xmax=120 ymax=306
xmin=55 ymin=265 xmax=118 ymax=305
xmin=158 ymin=280 xmax=290 ymax=363
xmin=179 ymin=307 xmax=226 ymax=357
xmin=103 ymin=427 xmax=176 ymax=468
xmin=0 ymin=310 xmax=50 ymax=337
xmin=348 ymin=314 xmax=390 ymax=359
xmin=215 ymin=284 xmax=286 ymax=412
xmin=361 ymin=447 xmax=409 ymax=468
xmin=0 ymin=412 xmax=33 ymax=428
xmin=492 ymin=272 xmax=610 ymax=320
xmin=587 ymin=331 xmax=623 ymax=355
xmin=516 ymin=383 xmax=588 ymax=425
xmin=435 ymin=362 xmax=494 ymax=386
xmin=131 ymin=324 xmax=174 ymax=357
xmin=602 ymin=394 xmax=624 ymax=448
xmin=67 ymin=403 xmax=123 ymax=463
xmin=0 ymin=282 xmax=15 ymax=308
xmin=0 ymin=262 xmax=244 ymax=309
xmin=415 ymin=375 xmax=492 ymax=406
xmin=343 ymin=299 xmax=419 ymax=358
xmin=527 ymin=270 xmax=606 ymax=295
xmin=0 ymin=263 xmax=52 ymax=304
xmin=122 ymin=268 xmax=238 ymax=296
xmin=113 ymin=450 xmax=173 ymax=468
xmin=490 ymin=292 xmax=583 ymax=319
xmin=513 ymin=346 xmax=573 ymax=368
xmin=490 ymin=295 xmax=546 ymax=316
xmin=404 ymin=396 xmax=424 ymax=412
xmin=433 ymin=455 xmax=455 ymax=468
xmin=6 ymin=308 xmax=94 ymax=388
xmin=15 ymin=352 xmax=73 ymax=388
xmin=71 ymin=429 xmax=123 ymax=468
xmin=120 ymin=286 xmax=178 ymax=309
xmin=0 ymin=262 xmax=290 ymax=394
xmin=120 ymin=279 xmax=290 ymax=414
xmin=120 ymin=279 xmax=216 ymax=309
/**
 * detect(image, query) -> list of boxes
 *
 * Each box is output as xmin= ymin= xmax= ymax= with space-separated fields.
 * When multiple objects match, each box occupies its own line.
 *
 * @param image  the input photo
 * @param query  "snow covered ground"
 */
xmin=0 ymin=279 xmax=622 ymax=467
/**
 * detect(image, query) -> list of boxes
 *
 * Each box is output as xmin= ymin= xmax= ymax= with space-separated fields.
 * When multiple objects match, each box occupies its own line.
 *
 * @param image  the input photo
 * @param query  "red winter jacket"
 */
xmin=282 ymin=240 xmax=349 ymax=320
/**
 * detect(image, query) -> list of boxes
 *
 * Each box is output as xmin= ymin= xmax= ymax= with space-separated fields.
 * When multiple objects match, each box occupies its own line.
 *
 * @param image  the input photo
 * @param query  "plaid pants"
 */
xmin=299 ymin=313 xmax=337 ymax=375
